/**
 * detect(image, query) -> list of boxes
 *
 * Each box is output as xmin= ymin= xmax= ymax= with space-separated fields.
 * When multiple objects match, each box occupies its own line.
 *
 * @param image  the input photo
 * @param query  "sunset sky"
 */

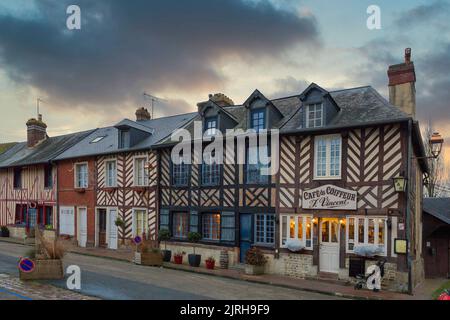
xmin=0 ymin=0 xmax=449 ymax=181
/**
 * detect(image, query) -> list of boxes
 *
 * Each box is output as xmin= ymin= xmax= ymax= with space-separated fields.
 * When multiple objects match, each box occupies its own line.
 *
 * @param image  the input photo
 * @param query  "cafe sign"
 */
xmin=302 ymin=185 xmax=357 ymax=210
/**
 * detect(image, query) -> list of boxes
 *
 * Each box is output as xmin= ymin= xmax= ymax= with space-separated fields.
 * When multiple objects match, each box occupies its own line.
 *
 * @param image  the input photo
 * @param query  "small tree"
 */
xmin=188 ymin=232 xmax=202 ymax=255
xmin=158 ymin=229 xmax=171 ymax=251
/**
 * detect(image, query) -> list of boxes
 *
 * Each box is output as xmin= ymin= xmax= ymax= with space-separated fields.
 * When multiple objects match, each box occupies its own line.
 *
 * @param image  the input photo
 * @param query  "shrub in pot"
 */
xmin=114 ymin=217 xmax=126 ymax=245
xmin=158 ymin=229 xmax=172 ymax=262
xmin=0 ymin=226 xmax=9 ymax=237
xmin=205 ymin=256 xmax=215 ymax=270
xmin=244 ymin=247 xmax=267 ymax=275
xmin=174 ymin=251 xmax=185 ymax=264
xmin=187 ymin=232 xmax=202 ymax=267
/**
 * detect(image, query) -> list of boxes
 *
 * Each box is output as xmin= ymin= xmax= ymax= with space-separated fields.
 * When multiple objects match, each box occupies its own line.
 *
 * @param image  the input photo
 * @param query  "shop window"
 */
xmin=280 ymin=214 xmax=313 ymax=250
xmin=346 ymin=217 xmax=387 ymax=255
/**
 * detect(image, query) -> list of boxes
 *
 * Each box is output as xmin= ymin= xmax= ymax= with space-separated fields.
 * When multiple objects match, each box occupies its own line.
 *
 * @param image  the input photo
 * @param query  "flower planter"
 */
xmin=161 ymin=250 xmax=172 ymax=262
xmin=188 ymin=254 xmax=201 ymax=267
xmin=174 ymin=255 xmax=183 ymax=264
xmin=244 ymin=265 xmax=265 ymax=275
xmin=134 ymin=252 xmax=163 ymax=266
xmin=205 ymin=260 xmax=215 ymax=270
xmin=19 ymin=259 xmax=64 ymax=280
xmin=0 ymin=230 xmax=9 ymax=237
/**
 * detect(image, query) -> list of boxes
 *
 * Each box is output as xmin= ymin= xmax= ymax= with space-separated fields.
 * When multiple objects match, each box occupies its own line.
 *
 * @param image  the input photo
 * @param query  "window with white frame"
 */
xmin=306 ymin=103 xmax=323 ymax=128
xmin=314 ymin=135 xmax=342 ymax=179
xmin=75 ymin=163 xmax=88 ymax=188
xmin=346 ymin=217 xmax=387 ymax=255
xmin=134 ymin=157 xmax=148 ymax=186
xmin=280 ymin=214 xmax=313 ymax=249
xmin=133 ymin=209 xmax=148 ymax=237
xmin=251 ymin=109 xmax=266 ymax=132
xmin=105 ymin=160 xmax=117 ymax=187
xmin=254 ymin=214 xmax=275 ymax=246
xmin=204 ymin=117 xmax=218 ymax=136
xmin=59 ymin=207 xmax=75 ymax=236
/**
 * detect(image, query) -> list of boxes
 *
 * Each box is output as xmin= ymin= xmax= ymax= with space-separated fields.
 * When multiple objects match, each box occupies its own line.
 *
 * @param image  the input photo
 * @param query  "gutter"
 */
xmin=406 ymin=119 xmax=413 ymax=295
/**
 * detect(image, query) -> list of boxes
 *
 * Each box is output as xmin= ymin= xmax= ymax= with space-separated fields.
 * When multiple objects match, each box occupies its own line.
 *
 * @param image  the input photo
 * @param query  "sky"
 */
xmin=0 ymin=0 xmax=449 ymax=181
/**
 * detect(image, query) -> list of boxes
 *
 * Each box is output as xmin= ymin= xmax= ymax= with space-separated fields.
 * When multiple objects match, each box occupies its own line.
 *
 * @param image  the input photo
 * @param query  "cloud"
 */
xmin=0 ymin=0 xmax=320 ymax=115
xmin=394 ymin=0 xmax=450 ymax=28
xmin=268 ymin=76 xmax=309 ymax=98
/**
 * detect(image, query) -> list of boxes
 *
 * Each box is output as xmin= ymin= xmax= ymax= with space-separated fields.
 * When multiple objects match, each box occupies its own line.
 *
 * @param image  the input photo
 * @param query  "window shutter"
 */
xmin=189 ymin=210 xmax=198 ymax=233
xmin=221 ymin=211 xmax=235 ymax=242
xmin=160 ymin=209 xmax=170 ymax=231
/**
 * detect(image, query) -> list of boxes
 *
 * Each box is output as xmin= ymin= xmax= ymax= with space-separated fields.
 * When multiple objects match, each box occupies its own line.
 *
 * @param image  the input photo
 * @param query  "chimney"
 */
xmin=135 ymin=107 xmax=151 ymax=121
xmin=209 ymin=93 xmax=234 ymax=107
xmin=26 ymin=114 xmax=47 ymax=148
xmin=387 ymin=48 xmax=416 ymax=118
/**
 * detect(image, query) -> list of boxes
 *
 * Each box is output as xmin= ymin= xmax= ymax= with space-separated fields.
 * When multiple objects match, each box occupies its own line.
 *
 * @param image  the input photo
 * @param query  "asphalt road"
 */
xmin=0 ymin=241 xmax=345 ymax=300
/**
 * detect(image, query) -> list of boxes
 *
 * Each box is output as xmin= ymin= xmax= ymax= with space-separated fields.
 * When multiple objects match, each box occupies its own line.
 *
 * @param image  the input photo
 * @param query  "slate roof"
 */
xmin=423 ymin=198 xmax=450 ymax=225
xmin=0 ymin=143 xmax=17 ymax=155
xmin=54 ymin=112 xmax=197 ymax=160
xmin=0 ymin=130 xmax=94 ymax=168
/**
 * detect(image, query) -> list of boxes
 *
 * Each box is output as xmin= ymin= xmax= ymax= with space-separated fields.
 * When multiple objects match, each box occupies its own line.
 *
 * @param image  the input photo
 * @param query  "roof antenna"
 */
xmin=143 ymin=92 xmax=168 ymax=118
xmin=37 ymin=98 xmax=45 ymax=119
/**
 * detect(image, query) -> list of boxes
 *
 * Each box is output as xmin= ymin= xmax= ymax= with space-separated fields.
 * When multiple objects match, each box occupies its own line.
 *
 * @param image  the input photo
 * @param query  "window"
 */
xmin=346 ymin=217 xmax=387 ymax=255
xmin=172 ymin=163 xmax=190 ymax=186
xmin=44 ymin=164 xmax=53 ymax=188
xmin=306 ymin=103 xmax=323 ymax=128
xmin=15 ymin=204 xmax=26 ymax=225
xmin=202 ymin=213 xmax=220 ymax=241
xmin=202 ymin=152 xmax=220 ymax=185
xmin=13 ymin=168 xmax=22 ymax=189
xmin=280 ymin=214 xmax=313 ymax=249
xmin=251 ymin=109 xmax=265 ymax=132
xmin=45 ymin=207 xmax=53 ymax=227
xmin=105 ymin=160 xmax=117 ymax=187
xmin=134 ymin=157 xmax=148 ymax=186
xmin=75 ymin=163 xmax=88 ymax=188
xmin=255 ymin=214 xmax=275 ymax=245
xmin=59 ymin=207 xmax=75 ymax=236
xmin=246 ymin=145 xmax=269 ymax=184
xmin=173 ymin=212 xmax=189 ymax=239
xmin=119 ymin=130 xmax=130 ymax=149
xmin=90 ymin=136 xmax=106 ymax=144
xmin=133 ymin=209 xmax=148 ymax=237
xmin=205 ymin=117 xmax=218 ymax=136
xmin=314 ymin=135 xmax=342 ymax=179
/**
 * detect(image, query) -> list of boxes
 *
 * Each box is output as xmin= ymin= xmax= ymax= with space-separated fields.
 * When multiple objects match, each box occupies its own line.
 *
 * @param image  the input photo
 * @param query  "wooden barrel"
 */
xmin=219 ymin=250 xmax=229 ymax=269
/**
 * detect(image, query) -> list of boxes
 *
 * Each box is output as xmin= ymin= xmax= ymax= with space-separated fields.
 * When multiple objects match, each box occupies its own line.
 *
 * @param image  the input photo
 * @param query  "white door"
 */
xmin=78 ymin=208 xmax=87 ymax=248
xmin=108 ymin=209 xmax=118 ymax=250
xmin=319 ymin=218 xmax=340 ymax=273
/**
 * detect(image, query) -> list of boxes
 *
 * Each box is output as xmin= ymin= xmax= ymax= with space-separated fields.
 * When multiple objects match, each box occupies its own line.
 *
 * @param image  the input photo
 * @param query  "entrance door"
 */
xmin=98 ymin=209 xmax=107 ymax=248
xmin=78 ymin=208 xmax=87 ymax=248
xmin=108 ymin=209 xmax=118 ymax=250
xmin=319 ymin=218 xmax=340 ymax=273
xmin=240 ymin=214 xmax=252 ymax=263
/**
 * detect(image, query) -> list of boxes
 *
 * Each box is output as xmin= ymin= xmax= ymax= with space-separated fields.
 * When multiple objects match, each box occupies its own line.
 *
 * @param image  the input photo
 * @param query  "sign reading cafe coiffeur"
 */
xmin=302 ymin=185 xmax=357 ymax=210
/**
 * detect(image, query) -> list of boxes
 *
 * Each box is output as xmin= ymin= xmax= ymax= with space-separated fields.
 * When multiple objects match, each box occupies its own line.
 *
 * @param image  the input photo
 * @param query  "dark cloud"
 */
xmin=394 ymin=0 xmax=450 ymax=28
xmin=0 ymin=0 xmax=319 ymax=114
xmin=268 ymin=76 xmax=309 ymax=98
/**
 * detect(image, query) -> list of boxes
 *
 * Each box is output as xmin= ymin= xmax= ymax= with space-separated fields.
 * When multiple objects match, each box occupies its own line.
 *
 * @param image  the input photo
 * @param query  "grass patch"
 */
xmin=431 ymin=280 xmax=450 ymax=300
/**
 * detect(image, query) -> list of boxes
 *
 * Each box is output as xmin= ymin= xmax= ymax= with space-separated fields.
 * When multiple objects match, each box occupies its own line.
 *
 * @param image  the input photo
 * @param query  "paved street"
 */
xmin=0 ymin=241 xmax=345 ymax=300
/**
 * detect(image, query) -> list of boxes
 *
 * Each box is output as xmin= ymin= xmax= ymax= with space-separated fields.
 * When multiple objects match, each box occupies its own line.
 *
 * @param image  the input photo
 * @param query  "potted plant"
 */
xmin=244 ymin=247 xmax=267 ymax=275
xmin=174 ymin=251 xmax=185 ymax=264
xmin=114 ymin=217 xmax=126 ymax=245
xmin=134 ymin=240 xmax=163 ymax=266
xmin=187 ymin=232 xmax=202 ymax=267
xmin=158 ymin=229 xmax=172 ymax=262
xmin=205 ymin=256 xmax=215 ymax=270
xmin=0 ymin=226 xmax=9 ymax=237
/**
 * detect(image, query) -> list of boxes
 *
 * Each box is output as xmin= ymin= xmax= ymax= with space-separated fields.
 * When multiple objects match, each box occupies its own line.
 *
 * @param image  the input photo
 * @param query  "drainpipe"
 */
xmin=406 ymin=119 xmax=413 ymax=295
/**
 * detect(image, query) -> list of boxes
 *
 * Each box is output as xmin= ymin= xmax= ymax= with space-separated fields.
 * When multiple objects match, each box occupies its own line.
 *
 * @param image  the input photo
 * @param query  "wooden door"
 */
xmin=98 ymin=209 xmax=107 ymax=248
xmin=78 ymin=208 xmax=87 ymax=248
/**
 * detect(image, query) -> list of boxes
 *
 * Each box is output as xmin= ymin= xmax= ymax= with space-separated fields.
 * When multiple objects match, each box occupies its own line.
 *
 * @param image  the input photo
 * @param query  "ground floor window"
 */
xmin=133 ymin=209 xmax=148 ymax=237
xmin=59 ymin=207 xmax=75 ymax=236
xmin=280 ymin=214 xmax=313 ymax=249
xmin=15 ymin=204 xmax=26 ymax=225
xmin=346 ymin=216 xmax=387 ymax=255
xmin=172 ymin=212 xmax=189 ymax=239
xmin=254 ymin=214 xmax=275 ymax=246
xmin=202 ymin=213 xmax=220 ymax=241
xmin=45 ymin=207 xmax=53 ymax=228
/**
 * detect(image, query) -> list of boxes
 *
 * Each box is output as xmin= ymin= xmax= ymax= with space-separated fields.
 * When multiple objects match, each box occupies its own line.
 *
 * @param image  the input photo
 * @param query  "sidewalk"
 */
xmin=0 ymin=237 xmax=438 ymax=300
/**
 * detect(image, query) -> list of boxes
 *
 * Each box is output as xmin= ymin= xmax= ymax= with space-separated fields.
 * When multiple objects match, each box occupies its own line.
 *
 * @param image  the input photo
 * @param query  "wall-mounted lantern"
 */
xmin=430 ymin=132 xmax=444 ymax=158
xmin=393 ymin=176 xmax=407 ymax=193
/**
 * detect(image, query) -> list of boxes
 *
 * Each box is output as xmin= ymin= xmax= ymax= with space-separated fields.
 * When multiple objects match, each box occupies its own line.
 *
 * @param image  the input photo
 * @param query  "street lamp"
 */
xmin=393 ymin=176 xmax=407 ymax=193
xmin=430 ymin=132 xmax=444 ymax=158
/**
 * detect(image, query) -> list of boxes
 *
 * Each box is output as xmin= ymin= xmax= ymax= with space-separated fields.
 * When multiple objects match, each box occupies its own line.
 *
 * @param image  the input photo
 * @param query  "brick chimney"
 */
xmin=387 ymin=48 xmax=416 ymax=118
xmin=26 ymin=114 xmax=47 ymax=148
xmin=208 ymin=93 xmax=234 ymax=107
xmin=135 ymin=107 xmax=151 ymax=121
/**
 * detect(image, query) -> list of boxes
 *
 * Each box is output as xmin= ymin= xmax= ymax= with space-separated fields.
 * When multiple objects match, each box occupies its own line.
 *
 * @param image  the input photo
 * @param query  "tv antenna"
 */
xmin=37 ymin=98 xmax=45 ymax=118
xmin=143 ymin=92 xmax=167 ymax=118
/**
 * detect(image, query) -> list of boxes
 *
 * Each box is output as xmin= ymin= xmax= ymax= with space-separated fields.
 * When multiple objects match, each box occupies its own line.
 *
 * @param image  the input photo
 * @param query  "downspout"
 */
xmin=406 ymin=119 xmax=413 ymax=295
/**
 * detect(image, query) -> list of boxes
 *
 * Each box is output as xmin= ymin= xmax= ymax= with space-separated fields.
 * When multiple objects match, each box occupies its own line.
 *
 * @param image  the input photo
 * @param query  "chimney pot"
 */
xmin=26 ymin=115 xmax=47 ymax=148
xmin=135 ymin=107 xmax=151 ymax=121
xmin=405 ymin=48 xmax=411 ymax=64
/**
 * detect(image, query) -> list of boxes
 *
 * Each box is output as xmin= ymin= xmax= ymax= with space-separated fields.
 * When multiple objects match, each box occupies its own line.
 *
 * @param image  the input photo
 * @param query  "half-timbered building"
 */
xmin=54 ymin=109 xmax=196 ymax=249
xmin=155 ymin=49 xmax=427 ymax=292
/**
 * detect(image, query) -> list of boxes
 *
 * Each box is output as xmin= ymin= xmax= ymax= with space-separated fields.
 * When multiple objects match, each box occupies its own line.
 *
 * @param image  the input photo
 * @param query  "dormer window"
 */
xmin=251 ymin=109 xmax=266 ymax=132
xmin=119 ymin=130 xmax=130 ymax=148
xmin=306 ymin=103 xmax=323 ymax=128
xmin=204 ymin=116 xmax=218 ymax=136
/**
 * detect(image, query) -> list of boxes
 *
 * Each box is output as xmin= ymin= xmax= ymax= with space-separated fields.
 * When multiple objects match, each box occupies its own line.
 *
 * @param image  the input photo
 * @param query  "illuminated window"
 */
xmin=133 ymin=209 xmax=148 ymax=237
xmin=346 ymin=217 xmax=387 ymax=255
xmin=202 ymin=214 xmax=220 ymax=241
xmin=280 ymin=214 xmax=313 ymax=250
xmin=173 ymin=212 xmax=189 ymax=239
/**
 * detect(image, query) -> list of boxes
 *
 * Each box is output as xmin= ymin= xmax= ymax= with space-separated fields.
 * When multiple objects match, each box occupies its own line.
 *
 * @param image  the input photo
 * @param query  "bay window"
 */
xmin=280 ymin=214 xmax=313 ymax=250
xmin=346 ymin=217 xmax=387 ymax=255
xmin=314 ymin=134 xmax=342 ymax=179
